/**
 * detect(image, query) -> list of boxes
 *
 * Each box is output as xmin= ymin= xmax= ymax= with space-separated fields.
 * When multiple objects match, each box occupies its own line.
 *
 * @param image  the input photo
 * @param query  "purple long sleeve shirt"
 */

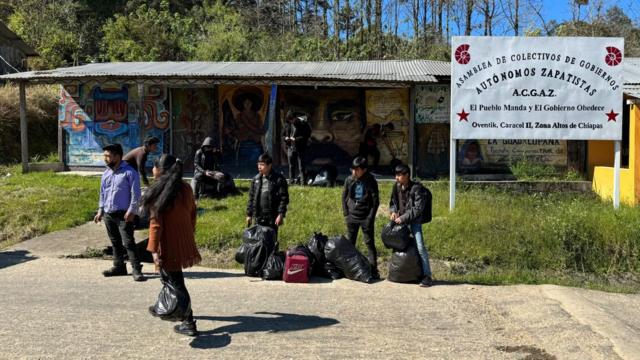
xmin=98 ymin=161 xmax=141 ymax=215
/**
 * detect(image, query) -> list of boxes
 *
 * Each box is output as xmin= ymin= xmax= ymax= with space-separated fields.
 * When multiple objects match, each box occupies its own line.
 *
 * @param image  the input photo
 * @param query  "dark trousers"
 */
xmin=161 ymin=268 xmax=193 ymax=322
xmin=346 ymin=217 xmax=378 ymax=270
xmin=104 ymin=211 xmax=140 ymax=268
xmin=287 ymin=148 xmax=306 ymax=184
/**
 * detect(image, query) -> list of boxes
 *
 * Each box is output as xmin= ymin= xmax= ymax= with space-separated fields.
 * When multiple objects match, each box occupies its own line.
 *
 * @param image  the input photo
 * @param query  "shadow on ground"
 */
xmin=0 ymin=250 xmax=37 ymax=270
xmin=190 ymin=311 xmax=339 ymax=349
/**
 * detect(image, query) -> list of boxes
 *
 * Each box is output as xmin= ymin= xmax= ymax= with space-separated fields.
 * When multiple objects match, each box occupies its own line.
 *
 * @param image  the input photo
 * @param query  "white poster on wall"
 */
xmin=416 ymin=84 xmax=450 ymax=124
xmin=451 ymin=36 xmax=624 ymax=140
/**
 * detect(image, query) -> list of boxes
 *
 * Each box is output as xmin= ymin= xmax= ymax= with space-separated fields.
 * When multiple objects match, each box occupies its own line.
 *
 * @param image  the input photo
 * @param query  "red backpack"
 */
xmin=283 ymin=246 xmax=311 ymax=283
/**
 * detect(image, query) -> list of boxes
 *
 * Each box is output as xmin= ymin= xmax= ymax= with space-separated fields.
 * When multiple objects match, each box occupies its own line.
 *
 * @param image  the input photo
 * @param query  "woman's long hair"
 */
xmin=141 ymin=154 xmax=184 ymax=216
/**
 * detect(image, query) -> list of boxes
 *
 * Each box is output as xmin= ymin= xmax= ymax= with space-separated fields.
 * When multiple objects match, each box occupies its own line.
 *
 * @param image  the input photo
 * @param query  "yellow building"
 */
xmin=591 ymin=61 xmax=640 ymax=205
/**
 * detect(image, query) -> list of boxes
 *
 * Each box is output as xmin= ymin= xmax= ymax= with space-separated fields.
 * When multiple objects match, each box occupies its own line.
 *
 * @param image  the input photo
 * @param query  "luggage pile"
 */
xmin=234 ymin=228 xmax=374 ymax=283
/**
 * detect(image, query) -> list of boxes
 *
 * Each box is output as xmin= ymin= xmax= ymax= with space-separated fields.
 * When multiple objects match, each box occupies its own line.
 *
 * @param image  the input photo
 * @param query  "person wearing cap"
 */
xmin=122 ymin=136 xmax=160 ymax=186
xmin=246 ymin=153 xmax=289 ymax=236
xmin=94 ymin=143 xmax=145 ymax=282
xmin=282 ymin=111 xmax=312 ymax=185
xmin=342 ymin=156 xmax=381 ymax=279
xmin=191 ymin=137 xmax=223 ymax=200
xmin=389 ymin=164 xmax=434 ymax=287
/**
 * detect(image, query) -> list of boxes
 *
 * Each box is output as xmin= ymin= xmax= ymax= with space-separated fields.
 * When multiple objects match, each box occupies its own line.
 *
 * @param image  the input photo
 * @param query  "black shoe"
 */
xmin=174 ymin=320 xmax=198 ymax=337
xmin=132 ymin=265 xmax=146 ymax=282
xmin=102 ymin=266 xmax=127 ymax=277
xmin=420 ymin=276 xmax=434 ymax=287
xmin=371 ymin=270 xmax=381 ymax=280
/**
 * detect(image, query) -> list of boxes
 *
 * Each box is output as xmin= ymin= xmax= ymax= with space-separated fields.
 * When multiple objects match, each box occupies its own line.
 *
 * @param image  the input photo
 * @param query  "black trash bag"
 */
xmin=218 ymin=172 xmax=240 ymax=196
xmin=387 ymin=245 xmax=423 ymax=283
xmin=242 ymin=225 xmax=276 ymax=277
xmin=152 ymin=268 xmax=191 ymax=321
xmin=262 ymin=251 xmax=285 ymax=280
xmin=309 ymin=165 xmax=338 ymax=187
xmin=324 ymin=236 xmax=372 ymax=283
xmin=323 ymin=261 xmax=344 ymax=279
xmin=381 ymin=221 xmax=412 ymax=251
xmin=308 ymin=232 xmax=331 ymax=277
xmin=234 ymin=243 xmax=246 ymax=264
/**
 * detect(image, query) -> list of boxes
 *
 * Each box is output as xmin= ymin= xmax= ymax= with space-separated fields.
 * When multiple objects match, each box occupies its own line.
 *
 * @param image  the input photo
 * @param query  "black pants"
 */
xmin=287 ymin=147 xmax=306 ymax=184
xmin=192 ymin=176 xmax=218 ymax=200
xmin=104 ymin=211 xmax=140 ymax=268
xmin=346 ymin=217 xmax=378 ymax=270
xmin=161 ymin=268 xmax=193 ymax=322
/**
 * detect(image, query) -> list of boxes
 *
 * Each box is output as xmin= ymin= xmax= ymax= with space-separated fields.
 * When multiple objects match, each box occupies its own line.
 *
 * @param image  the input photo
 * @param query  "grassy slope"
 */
xmin=2 ymin=168 xmax=640 ymax=292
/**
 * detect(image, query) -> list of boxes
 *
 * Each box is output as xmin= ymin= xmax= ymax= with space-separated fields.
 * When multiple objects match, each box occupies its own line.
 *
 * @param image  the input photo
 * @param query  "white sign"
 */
xmin=451 ymin=36 xmax=624 ymax=140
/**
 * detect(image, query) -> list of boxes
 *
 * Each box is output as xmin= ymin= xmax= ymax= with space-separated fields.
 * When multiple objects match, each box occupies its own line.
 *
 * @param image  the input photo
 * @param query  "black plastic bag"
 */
xmin=308 ymin=233 xmax=331 ymax=277
xmin=381 ymin=222 xmax=411 ymax=251
xmin=135 ymin=238 xmax=154 ymax=263
xmin=152 ymin=268 xmax=191 ymax=321
xmin=324 ymin=236 xmax=372 ymax=283
xmin=309 ymin=165 xmax=337 ymax=187
xmin=387 ymin=245 xmax=423 ymax=283
xmin=242 ymin=225 xmax=276 ymax=277
xmin=234 ymin=243 xmax=246 ymax=264
xmin=262 ymin=251 xmax=285 ymax=280
xmin=323 ymin=261 xmax=344 ymax=279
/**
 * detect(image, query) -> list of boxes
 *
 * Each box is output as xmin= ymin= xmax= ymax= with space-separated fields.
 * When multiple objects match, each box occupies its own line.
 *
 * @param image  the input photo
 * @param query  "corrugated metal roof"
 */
xmin=0 ymin=21 xmax=38 ymax=57
xmin=0 ymin=60 xmax=450 ymax=84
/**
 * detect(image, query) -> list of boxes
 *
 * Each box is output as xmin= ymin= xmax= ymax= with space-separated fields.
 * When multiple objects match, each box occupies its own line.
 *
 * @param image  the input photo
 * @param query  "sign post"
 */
xmin=450 ymin=36 xmax=624 ymax=210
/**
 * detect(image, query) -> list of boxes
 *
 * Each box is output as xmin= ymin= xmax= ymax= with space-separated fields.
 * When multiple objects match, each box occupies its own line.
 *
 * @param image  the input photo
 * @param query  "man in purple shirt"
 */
xmin=93 ymin=143 xmax=145 ymax=282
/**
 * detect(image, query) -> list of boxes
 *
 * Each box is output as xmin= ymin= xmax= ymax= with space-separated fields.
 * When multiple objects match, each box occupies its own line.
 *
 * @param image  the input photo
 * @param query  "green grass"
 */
xmin=2 ymin=166 xmax=639 ymax=292
xmin=0 ymin=165 xmax=99 ymax=247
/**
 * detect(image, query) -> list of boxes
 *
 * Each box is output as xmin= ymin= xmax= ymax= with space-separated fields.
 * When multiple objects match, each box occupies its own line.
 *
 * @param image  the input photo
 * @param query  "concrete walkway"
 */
xmin=2 ymin=224 xmax=640 ymax=359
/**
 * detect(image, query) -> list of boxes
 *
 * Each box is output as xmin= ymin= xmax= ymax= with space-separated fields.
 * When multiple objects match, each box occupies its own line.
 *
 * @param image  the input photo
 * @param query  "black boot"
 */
xmin=132 ymin=265 xmax=146 ymax=282
xmin=174 ymin=319 xmax=198 ymax=337
xmin=102 ymin=265 xmax=127 ymax=277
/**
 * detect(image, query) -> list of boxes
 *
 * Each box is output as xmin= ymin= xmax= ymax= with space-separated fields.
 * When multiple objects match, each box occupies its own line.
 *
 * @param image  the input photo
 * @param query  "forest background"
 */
xmin=1 ymin=0 xmax=639 ymax=71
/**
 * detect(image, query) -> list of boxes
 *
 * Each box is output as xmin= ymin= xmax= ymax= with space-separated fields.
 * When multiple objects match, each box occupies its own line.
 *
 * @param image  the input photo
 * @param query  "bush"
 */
xmin=0 ymin=84 xmax=59 ymax=164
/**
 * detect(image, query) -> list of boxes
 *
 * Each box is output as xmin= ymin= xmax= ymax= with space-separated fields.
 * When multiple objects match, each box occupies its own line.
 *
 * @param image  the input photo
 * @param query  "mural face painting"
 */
xmin=218 ymin=85 xmax=270 ymax=165
xmin=279 ymin=88 xmax=363 ymax=168
xmin=59 ymin=83 xmax=169 ymax=166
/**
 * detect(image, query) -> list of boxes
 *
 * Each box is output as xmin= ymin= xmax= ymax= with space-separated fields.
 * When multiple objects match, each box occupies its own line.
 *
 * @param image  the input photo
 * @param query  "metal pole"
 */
xmin=613 ymin=140 xmax=621 ymax=209
xmin=19 ymin=82 xmax=28 ymax=173
xmin=408 ymin=85 xmax=416 ymax=176
xmin=449 ymin=136 xmax=456 ymax=211
xmin=138 ymin=82 xmax=145 ymax=145
xmin=266 ymin=84 xmax=277 ymax=157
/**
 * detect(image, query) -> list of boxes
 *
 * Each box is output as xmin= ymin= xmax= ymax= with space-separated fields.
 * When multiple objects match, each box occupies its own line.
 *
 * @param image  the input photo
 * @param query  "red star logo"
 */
xmin=457 ymin=108 xmax=470 ymax=122
xmin=606 ymin=109 xmax=618 ymax=122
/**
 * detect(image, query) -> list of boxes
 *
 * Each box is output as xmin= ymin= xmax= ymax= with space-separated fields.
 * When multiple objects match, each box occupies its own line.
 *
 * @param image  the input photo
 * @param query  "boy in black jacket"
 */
xmin=246 ymin=153 xmax=289 ymax=236
xmin=342 ymin=156 xmax=380 ymax=279
xmin=389 ymin=164 xmax=433 ymax=287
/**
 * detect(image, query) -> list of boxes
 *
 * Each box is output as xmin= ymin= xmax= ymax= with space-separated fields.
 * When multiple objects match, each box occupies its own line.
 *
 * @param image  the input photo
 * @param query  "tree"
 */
xmin=191 ymin=1 xmax=250 ymax=61
xmin=101 ymin=2 xmax=194 ymax=61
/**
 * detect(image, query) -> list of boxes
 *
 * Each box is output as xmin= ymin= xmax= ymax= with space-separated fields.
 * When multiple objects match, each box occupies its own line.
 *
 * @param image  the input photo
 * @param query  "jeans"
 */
xmin=410 ymin=223 xmax=432 ymax=277
xmin=104 ymin=211 xmax=140 ymax=268
xmin=287 ymin=147 xmax=306 ymax=184
xmin=346 ymin=217 xmax=378 ymax=270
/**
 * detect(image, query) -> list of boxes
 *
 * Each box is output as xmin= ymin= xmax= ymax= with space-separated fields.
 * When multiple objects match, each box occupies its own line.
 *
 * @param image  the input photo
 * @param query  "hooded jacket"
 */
xmin=193 ymin=137 xmax=220 ymax=180
xmin=389 ymin=180 xmax=432 ymax=224
xmin=282 ymin=118 xmax=312 ymax=152
xmin=342 ymin=171 xmax=379 ymax=222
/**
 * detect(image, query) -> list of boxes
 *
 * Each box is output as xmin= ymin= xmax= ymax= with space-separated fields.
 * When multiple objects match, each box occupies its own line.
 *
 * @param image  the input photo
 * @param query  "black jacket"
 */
xmin=389 ymin=181 xmax=432 ymax=224
xmin=246 ymin=171 xmax=289 ymax=219
xmin=193 ymin=137 xmax=220 ymax=180
xmin=342 ymin=171 xmax=379 ymax=222
xmin=282 ymin=119 xmax=311 ymax=152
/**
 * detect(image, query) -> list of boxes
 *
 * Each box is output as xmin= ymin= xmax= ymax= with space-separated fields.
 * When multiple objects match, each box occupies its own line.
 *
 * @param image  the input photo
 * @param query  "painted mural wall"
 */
xmin=171 ymin=88 xmax=215 ymax=173
xmin=364 ymin=89 xmax=410 ymax=166
xmin=59 ymin=83 xmax=169 ymax=166
xmin=279 ymin=88 xmax=363 ymax=168
xmin=218 ymin=85 xmax=270 ymax=165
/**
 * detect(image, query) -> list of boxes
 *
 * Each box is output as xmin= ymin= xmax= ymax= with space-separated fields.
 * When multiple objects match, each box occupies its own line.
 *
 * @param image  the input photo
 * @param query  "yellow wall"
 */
xmin=591 ymin=104 xmax=639 ymax=206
